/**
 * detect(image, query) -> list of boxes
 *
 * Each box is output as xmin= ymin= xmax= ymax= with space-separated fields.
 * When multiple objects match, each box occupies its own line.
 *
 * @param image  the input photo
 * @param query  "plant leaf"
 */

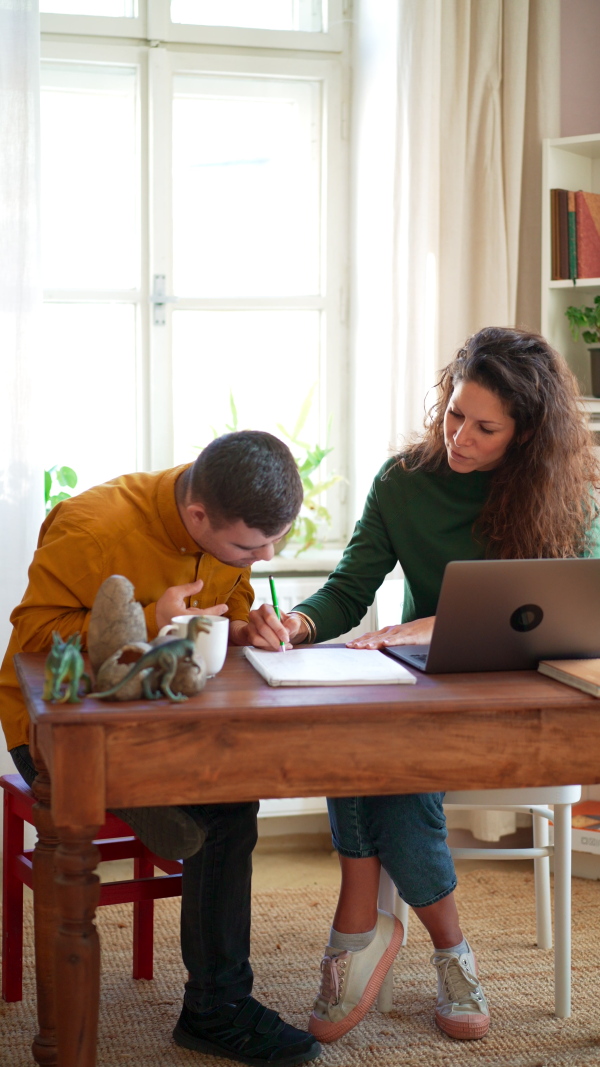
xmin=49 ymin=492 xmax=71 ymax=508
xmin=291 ymin=384 xmax=316 ymax=441
xmin=57 ymin=466 xmax=78 ymax=489
xmin=228 ymin=391 xmax=239 ymax=432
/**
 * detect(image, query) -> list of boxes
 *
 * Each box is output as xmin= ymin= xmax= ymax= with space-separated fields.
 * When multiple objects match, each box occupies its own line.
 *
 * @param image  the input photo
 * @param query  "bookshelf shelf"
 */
xmin=542 ymin=134 xmax=600 ymax=395
xmin=549 ymin=278 xmax=600 ymax=290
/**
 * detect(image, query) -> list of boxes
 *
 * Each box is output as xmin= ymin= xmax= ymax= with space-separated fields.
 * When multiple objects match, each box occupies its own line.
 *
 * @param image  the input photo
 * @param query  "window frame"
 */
xmin=40 ymin=13 xmax=350 ymax=545
xmin=40 ymin=0 xmax=346 ymax=52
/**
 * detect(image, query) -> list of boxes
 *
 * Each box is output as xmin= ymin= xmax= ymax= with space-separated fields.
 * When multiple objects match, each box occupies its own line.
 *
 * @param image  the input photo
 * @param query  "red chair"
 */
xmin=1 ymin=773 xmax=183 ymax=1002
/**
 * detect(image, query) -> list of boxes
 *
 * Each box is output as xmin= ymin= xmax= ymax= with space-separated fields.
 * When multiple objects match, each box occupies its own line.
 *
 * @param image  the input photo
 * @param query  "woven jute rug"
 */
xmin=2 ymin=869 xmax=600 ymax=1066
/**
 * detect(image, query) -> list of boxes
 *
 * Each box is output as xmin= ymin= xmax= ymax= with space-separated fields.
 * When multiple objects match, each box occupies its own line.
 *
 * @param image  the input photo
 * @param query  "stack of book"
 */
xmin=569 ymin=802 xmax=600 ymax=857
xmin=538 ymin=657 xmax=600 ymax=696
xmin=550 ymin=189 xmax=600 ymax=280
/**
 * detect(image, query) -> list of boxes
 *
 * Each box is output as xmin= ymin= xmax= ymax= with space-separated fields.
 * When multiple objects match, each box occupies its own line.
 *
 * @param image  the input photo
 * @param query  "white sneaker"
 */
xmin=308 ymin=910 xmax=403 ymax=1043
xmin=431 ymin=940 xmax=490 ymax=1040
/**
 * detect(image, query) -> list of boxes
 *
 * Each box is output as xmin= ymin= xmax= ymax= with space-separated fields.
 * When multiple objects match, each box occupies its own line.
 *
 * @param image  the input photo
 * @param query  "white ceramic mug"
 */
xmin=158 ymin=614 xmax=229 ymax=677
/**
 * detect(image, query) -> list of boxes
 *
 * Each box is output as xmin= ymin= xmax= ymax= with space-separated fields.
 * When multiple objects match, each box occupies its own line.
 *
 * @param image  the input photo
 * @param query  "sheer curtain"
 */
xmin=0 ymin=2 xmax=43 ymax=788
xmin=350 ymin=0 xmax=560 ymax=840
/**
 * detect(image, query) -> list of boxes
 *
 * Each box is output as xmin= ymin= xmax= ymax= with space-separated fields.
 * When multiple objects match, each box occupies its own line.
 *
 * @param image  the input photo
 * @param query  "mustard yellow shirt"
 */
xmin=0 ymin=465 xmax=254 ymax=750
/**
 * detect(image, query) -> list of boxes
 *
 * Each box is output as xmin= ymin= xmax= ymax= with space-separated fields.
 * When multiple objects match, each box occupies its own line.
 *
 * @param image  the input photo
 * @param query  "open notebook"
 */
xmin=244 ymin=646 xmax=416 ymax=687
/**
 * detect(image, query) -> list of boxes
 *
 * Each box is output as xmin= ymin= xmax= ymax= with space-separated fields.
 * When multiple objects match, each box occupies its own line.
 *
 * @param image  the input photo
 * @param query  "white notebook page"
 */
xmin=244 ymin=646 xmax=416 ymax=687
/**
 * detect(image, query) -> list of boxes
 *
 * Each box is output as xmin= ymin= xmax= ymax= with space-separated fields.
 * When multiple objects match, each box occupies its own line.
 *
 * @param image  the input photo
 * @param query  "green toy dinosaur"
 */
xmin=43 ymin=632 xmax=92 ymax=704
xmin=89 ymin=616 xmax=211 ymax=703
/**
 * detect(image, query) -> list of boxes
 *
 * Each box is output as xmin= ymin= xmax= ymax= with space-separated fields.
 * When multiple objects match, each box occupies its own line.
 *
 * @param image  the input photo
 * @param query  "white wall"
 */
xmin=561 ymin=0 xmax=600 ymax=136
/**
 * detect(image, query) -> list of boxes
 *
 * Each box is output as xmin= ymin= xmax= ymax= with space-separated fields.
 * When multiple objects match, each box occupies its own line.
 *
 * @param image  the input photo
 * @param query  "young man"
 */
xmin=0 ymin=430 xmax=321 ymax=1067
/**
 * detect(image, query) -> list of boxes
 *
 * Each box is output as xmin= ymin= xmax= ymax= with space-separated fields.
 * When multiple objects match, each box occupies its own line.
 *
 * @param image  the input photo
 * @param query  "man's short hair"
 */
xmin=188 ymin=431 xmax=303 ymax=535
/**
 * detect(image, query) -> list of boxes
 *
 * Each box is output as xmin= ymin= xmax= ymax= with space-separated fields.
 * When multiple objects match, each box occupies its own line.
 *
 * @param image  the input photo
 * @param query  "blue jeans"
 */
xmin=11 ymin=744 xmax=258 ymax=1011
xmin=327 ymin=792 xmax=457 ymax=908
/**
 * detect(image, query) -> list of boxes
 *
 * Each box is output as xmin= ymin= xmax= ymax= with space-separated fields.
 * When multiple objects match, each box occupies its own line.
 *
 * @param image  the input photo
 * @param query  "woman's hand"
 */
xmin=347 ymin=616 xmax=435 ymax=650
xmin=232 ymin=605 xmax=308 ymax=650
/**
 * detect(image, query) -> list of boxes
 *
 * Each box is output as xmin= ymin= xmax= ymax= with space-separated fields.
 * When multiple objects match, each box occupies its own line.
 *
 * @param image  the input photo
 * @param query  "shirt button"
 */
xmin=192 ymin=600 xmax=198 ymax=606
xmin=180 ymin=547 xmax=186 ymax=553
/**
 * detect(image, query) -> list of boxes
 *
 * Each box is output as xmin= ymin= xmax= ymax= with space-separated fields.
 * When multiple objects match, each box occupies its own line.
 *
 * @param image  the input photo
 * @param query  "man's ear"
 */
xmin=185 ymin=501 xmax=209 ymax=526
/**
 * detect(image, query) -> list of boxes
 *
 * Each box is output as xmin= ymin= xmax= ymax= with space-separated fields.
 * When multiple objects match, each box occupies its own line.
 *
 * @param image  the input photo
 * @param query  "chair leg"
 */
xmin=376 ymin=869 xmax=397 ymax=1012
xmin=553 ymin=803 xmax=572 ymax=1018
xmin=2 ymin=791 xmax=25 ymax=1002
xmin=133 ymin=850 xmax=155 ymax=980
xmin=532 ymin=813 xmax=552 ymax=950
xmin=395 ymin=897 xmax=409 ymax=946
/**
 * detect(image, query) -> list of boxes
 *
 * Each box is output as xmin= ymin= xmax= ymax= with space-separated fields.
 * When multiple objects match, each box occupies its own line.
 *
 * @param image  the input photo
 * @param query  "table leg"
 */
xmin=54 ymin=825 xmax=101 ymax=1066
xmin=31 ymin=754 xmax=59 ymax=1067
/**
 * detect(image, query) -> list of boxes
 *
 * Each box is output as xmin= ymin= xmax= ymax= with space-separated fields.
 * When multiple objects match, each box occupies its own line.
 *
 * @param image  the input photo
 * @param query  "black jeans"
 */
xmin=10 ymin=744 xmax=259 ymax=1011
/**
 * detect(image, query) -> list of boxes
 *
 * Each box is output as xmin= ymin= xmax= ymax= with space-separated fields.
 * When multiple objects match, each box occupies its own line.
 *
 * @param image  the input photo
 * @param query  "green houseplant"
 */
xmin=206 ymin=388 xmax=342 ymax=555
xmin=565 ymin=295 xmax=600 ymax=397
xmin=44 ymin=465 xmax=78 ymax=514
xmin=275 ymin=386 xmax=343 ymax=555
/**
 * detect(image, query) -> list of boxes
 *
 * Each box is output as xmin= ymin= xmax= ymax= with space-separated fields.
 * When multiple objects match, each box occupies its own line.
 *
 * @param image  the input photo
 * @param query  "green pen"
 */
xmin=268 ymin=574 xmax=286 ymax=652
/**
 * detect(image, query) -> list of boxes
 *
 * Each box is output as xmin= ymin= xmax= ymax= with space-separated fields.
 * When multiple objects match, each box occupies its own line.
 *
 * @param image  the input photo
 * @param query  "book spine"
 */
xmin=558 ymin=189 xmax=569 ymax=279
xmin=551 ymin=189 xmax=560 ymax=280
xmin=572 ymin=827 xmax=600 ymax=855
xmin=576 ymin=190 xmax=600 ymax=279
xmin=568 ymin=190 xmax=577 ymax=280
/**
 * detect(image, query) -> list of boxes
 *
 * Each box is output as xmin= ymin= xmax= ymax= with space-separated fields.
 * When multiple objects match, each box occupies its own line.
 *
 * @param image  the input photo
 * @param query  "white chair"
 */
xmin=376 ymin=785 xmax=581 ymax=1019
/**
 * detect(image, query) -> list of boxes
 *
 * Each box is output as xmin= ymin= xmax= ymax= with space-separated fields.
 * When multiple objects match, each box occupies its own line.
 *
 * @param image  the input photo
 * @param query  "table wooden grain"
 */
xmin=15 ymin=648 xmax=600 ymax=1066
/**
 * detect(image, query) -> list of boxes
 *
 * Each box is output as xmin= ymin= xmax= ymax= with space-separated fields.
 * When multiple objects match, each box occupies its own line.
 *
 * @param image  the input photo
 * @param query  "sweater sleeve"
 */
xmin=293 ymin=470 xmax=398 ymax=642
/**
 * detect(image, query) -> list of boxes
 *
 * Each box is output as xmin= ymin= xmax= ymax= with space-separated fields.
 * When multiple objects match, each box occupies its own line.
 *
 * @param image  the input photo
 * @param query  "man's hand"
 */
xmin=230 ymin=604 xmax=308 ymax=650
xmin=155 ymin=579 xmax=228 ymax=631
xmin=347 ymin=616 xmax=435 ymax=650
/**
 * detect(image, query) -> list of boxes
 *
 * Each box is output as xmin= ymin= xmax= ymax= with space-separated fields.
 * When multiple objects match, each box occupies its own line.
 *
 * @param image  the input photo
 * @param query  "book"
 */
xmin=243 ymin=646 xmax=417 ymax=687
xmin=538 ymin=658 xmax=600 ymax=697
xmin=549 ymin=189 xmax=570 ymax=279
xmin=567 ymin=190 xmax=578 ymax=280
xmin=558 ymin=189 xmax=569 ymax=279
xmin=550 ymin=189 xmax=560 ymax=279
xmin=549 ymin=801 xmax=600 ymax=856
xmin=575 ymin=190 xmax=600 ymax=279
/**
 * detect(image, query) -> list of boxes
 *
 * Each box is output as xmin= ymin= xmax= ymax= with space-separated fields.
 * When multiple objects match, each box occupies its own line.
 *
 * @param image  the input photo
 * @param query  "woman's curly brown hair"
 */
xmin=401 ymin=326 xmax=600 ymax=559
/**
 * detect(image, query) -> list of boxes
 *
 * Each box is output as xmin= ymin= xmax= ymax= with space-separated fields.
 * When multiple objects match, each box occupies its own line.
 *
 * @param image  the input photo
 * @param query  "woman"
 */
xmin=247 ymin=327 xmax=600 ymax=1043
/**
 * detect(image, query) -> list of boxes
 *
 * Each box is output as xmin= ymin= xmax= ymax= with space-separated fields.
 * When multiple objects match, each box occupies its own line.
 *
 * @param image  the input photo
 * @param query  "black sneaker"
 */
xmin=173 ymin=997 xmax=321 ymax=1066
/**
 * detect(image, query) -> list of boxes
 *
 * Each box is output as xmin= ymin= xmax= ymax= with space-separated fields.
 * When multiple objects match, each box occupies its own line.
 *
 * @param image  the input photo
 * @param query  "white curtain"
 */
xmin=0 ymin=1 xmax=43 ymax=784
xmin=350 ymin=0 xmax=560 ymax=839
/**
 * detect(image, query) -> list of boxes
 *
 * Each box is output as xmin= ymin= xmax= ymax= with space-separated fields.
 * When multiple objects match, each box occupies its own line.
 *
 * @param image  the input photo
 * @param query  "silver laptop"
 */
xmin=383 ymin=558 xmax=600 ymax=673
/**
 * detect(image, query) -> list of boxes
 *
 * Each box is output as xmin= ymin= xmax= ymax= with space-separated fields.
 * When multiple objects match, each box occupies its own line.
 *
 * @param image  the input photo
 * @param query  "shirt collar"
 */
xmin=157 ymin=464 xmax=201 ymax=555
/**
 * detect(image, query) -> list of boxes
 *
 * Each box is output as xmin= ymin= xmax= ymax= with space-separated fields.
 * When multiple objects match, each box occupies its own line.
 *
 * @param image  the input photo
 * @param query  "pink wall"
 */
xmin=561 ymin=0 xmax=600 ymax=136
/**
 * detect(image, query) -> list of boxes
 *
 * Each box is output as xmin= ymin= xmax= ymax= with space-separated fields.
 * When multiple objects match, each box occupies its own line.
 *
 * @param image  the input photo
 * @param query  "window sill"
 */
xmin=252 ymin=546 xmax=345 ymax=578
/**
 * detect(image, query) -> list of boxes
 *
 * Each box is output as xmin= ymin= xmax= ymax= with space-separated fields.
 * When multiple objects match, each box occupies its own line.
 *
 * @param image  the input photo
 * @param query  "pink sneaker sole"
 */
xmin=435 ymin=1010 xmax=490 ymax=1040
xmin=308 ymin=916 xmax=403 ymax=1043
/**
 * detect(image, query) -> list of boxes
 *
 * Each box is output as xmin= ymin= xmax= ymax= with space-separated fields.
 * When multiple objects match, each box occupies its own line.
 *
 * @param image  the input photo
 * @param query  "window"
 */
xmin=40 ymin=2 xmax=349 ymax=539
xmin=170 ymin=0 xmax=323 ymax=32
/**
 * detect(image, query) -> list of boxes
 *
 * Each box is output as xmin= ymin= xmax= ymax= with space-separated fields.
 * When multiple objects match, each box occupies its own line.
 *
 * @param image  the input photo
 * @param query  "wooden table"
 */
xmin=15 ymin=648 xmax=600 ymax=1067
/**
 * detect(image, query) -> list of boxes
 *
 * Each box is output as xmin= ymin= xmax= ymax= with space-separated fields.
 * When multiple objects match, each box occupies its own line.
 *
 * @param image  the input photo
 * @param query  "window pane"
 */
xmin=41 ymin=62 xmax=138 ymax=290
xmin=39 ymin=304 xmax=138 ymax=493
xmin=40 ymin=1 xmax=137 ymax=14
xmin=171 ymin=1 xmax=322 ymax=32
xmin=172 ymin=310 xmax=321 ymax=464
xmin=172 ymin=74 xmax=321 ymax=297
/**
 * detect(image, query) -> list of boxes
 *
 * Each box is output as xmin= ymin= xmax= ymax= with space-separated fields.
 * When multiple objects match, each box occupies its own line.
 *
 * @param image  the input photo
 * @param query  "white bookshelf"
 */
xmin=541 ymin=134 xmax=600 ymax=398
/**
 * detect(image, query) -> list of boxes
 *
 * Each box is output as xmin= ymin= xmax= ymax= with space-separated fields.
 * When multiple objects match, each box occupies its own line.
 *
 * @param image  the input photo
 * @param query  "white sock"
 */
xmin=328 ymin=922 xmax=377 ymax=953
xmin=434 ymin=937 xmax=469 ymax=956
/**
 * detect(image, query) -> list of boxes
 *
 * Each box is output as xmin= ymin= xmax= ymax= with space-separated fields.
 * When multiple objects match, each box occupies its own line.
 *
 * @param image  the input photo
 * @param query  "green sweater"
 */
xmin=294 ymin=457 xmax=600 ymax=643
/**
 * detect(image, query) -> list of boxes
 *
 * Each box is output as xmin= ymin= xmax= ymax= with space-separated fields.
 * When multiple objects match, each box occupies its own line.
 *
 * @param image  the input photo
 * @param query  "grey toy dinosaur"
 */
xmin=89 ymin=616 xmax=211 ymax=703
